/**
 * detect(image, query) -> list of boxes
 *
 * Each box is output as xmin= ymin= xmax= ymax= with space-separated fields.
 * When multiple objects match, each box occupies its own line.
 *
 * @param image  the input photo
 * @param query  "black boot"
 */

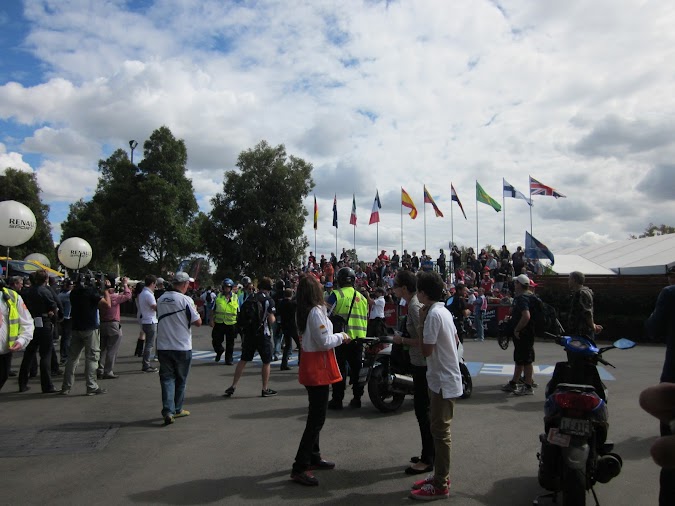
xmin=134 ymin=339 xmax=144 ymax=357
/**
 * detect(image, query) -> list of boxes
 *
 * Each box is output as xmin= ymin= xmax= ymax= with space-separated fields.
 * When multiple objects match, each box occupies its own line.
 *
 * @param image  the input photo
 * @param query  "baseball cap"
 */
xmin=513 ymin=274 xmax=531 ymax=286
xmin=172 ymin=272 xmax=194 ymax=284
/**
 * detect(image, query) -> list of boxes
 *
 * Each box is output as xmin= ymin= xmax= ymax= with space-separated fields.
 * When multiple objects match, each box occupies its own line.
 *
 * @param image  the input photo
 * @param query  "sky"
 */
xmin=1 ymin=0 xmax=674 ymax=264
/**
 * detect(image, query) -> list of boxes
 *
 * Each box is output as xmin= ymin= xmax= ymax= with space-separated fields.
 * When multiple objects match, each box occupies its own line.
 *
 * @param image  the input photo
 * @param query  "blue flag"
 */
xmin=332 ymin=194 xmax=338 ymax=229
xmin=525 ymin=231 xmax=554 ymax=265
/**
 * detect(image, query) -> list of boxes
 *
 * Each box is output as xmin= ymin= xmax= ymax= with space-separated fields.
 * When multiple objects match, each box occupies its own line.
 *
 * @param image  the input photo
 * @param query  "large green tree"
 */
xmin=61 ymin=126 xmax=200 ymax=276
xmin=204 ymin=141 xmax=314 ymax=279
xmin=630 ymin=223 xmax=675 ymax=239
xmin=0 ymin=168 xmax=54 ymax=263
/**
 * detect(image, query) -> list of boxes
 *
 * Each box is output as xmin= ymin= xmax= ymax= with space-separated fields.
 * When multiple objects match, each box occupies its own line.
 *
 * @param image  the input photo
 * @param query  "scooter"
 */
xmin=358 ymin=335 xmax=472 ymax=413
xmin=534 ymin=334 xmax=636 ymax=506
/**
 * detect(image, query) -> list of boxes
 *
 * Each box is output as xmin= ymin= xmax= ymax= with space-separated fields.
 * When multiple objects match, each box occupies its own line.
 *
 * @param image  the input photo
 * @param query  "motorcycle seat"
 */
xmin=553 ymin=383 xmax=597 ymax=393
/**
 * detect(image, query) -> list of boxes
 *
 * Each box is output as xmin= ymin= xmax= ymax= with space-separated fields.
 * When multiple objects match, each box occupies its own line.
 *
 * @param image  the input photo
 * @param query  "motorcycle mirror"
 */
xmin=612 ymin=338 xmax=636 ymax=350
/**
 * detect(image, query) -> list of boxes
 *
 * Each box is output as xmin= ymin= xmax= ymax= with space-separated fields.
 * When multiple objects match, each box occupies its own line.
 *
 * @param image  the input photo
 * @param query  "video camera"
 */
xmin=75 ymin=270 xmax=110 ymax=293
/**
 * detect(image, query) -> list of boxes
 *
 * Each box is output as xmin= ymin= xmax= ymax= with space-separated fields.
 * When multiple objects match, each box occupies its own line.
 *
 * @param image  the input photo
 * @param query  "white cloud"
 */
xmin=0 ymin=0 xmax=673 ymax=251
xmin=0 ymin=143 xmax=33 ymax=173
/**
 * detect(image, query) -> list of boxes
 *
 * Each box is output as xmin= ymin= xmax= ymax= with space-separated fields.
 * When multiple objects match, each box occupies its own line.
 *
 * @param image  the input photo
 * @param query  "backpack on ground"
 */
xmin=239 ymin=294 xmax=266 ymax=337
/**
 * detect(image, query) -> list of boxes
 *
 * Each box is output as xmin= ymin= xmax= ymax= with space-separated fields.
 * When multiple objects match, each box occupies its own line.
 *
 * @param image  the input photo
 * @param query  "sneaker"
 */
xmin=412 ymin=474 xmax=451 ymax=490
xmin=410 ymin=483 xmax=450 ymax=501
xmin=223 ymin=386 xmax=235 ymax=397
xmin=290 ymin=470 xmax=319 ymax=486
xmin=501 ymin=381 xmax=518 ymax=393
xmin=215 ymin=351 xmax=223 ymax=363
xmin=349 ymin=398 xmax=362 ymax=408
xmin=102 ymin=373 xmax=119 ymax=379
xmin=513 ymin=384 xmax=534 ymax=396
xmin=143 ymin=367 xmax=158 ymax=373
xmin=174 ymin=409 xmax=190 ymax=418
xmin=58 ymin=389 xmax=70 ymax=395
xmin=262 ymin=388 xmax=278 ymax=397
xmin=86 ymin=387 xmax=107 ymax=396
xmin=519 ymin=377 xmax=538 ymax=388
xmin=327 ymin=399 xmax=343 ymax=410
xmin=163 ymin=415 xmax=174 ymax=426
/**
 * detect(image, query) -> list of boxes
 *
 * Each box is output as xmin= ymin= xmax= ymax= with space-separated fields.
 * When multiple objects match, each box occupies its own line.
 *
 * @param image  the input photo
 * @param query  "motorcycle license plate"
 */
xmin=559 ymin=417 xmax=592 ymax=437
xmin=547 ymin=428 xmax=570 ymax=447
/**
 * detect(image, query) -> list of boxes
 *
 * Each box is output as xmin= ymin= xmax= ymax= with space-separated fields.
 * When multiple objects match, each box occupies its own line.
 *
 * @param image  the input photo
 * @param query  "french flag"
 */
xmin=369 ymin=190 xmax=381 ymax=225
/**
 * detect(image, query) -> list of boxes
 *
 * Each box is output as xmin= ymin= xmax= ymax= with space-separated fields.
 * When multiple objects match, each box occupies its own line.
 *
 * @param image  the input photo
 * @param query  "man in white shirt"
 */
xmin=156 ymin=272 xmax=201 ymax=425
xmin=137 ymin=275 xmax=158 ymax=373
xmin=410 ymin=271 xmax=462 ymax=501
xmin=364 ymin=287 xmax=386 ymax=337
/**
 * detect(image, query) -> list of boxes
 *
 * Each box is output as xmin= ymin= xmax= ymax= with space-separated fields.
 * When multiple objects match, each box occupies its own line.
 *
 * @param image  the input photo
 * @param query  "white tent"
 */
xmin=554 ymin=234 xmax=675 ymax=275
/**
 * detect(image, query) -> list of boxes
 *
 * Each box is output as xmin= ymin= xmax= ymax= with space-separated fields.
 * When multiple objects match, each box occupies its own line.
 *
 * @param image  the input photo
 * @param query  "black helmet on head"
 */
xmin=222 ymin=278 xmax=234 ymax=288
xmin=336 ymin=267 xmax=356 ymax=287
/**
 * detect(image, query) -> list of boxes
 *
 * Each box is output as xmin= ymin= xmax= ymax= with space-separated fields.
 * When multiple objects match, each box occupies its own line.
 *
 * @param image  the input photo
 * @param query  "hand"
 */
xmin=9 ymin=341 xmax=23 ymax=352
xmin=594 ymin=324 xmax=603 ymax=334
xmin=640 ymin=384 xmax=675 ymax=468
xmin=121 ymin=277 xmax=128 ymax=286
xmin=341 ymin=332 xmax=352 ymax=344
xmin=514 ymin=330 xmax=520 ymax=339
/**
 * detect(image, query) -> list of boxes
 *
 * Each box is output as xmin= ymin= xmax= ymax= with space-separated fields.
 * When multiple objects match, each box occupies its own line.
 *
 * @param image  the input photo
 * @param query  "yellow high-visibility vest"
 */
xmin=333 ymin=287 xmax=368 ymax=339
xmin=3 ymin=288 xmax=20 ymax=346
xmin=213 ymin=293 xmax=238 ymax=325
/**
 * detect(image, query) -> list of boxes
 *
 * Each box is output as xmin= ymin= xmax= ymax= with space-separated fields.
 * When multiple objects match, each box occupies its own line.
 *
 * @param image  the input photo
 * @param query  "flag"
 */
xmin=451 ymin=183 xmax=467 ymax=220
xmin=350 ymin=194 xmax=357 ymax=226
xmin=423 ymin=185 xmax=444 ymax=217
xmin=525 ymin=231 xmax=555 ymax=265
xmin=529 ymin=176 xmax=566 ymax=198
xmin=476 ymin=181 xmax=502 ymax=212
xmin=332 ymin=194 xmax=338 ymax=228
xmin=369 ymin=190 xmax=382 ymax=225
xmin=503 ymin=178 xmax=532 ymax=206
xmin=313 ymin=195 xmax=318 ymax=229
xmin=401 ymin=187 xmax=418 ymax=219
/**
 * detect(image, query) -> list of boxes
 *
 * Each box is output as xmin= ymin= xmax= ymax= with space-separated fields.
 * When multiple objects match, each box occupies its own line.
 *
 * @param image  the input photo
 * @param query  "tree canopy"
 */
xmin=0 ymin=168 xmax=54 ymax=263
xmin=61 ymin=126 xmax=199 ymax=277
xmin=203 ymin=140 xmax=314 ymax=280
xmin=630 ymin=223 xmax=675 ymax=239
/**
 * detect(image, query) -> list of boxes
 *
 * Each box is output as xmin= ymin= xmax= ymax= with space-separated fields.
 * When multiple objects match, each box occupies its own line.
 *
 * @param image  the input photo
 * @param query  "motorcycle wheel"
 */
xmin=459 ymin=362 xmax=472 ymax=399
xmin=498 ymin=334 xmax=510 ymax=350
xmin=561 ymin=466 xmax=586 ymax=506
xmin=368 ymin=365 xmax=406 ymax=413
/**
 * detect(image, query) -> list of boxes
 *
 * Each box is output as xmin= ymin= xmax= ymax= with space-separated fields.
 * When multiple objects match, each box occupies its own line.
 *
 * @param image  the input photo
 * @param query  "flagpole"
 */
xmin=529 ymin=175 xmax=533 ymax=238
xmin=424 ymin=190 xmax=427 ymax=252
xmin=503 ymin=182 xmax=506 ymax=248
xmin=475 ymin=182 xmax=479 ymax=254
xmin=450 ymin=195 xmax=454 ymax=249
xmin=335 ymin=227 xmax=337 ymax=259
xmin=400 ymin=192 xmax=403 ymax=255
xmin=314 ymin=229 xmax=317 ymax=258
xmin=376 ymin=222 xmax=379 ymax=258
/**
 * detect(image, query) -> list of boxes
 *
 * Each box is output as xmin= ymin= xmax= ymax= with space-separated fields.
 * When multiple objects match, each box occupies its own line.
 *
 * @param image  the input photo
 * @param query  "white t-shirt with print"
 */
xmin=157 ymin=291 xmax=200 ymax=351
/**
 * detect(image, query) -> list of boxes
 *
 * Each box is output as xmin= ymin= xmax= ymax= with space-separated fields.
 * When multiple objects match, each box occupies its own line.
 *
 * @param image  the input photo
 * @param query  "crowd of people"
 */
xmin=1 ymin=256 xmax=673 ymax=503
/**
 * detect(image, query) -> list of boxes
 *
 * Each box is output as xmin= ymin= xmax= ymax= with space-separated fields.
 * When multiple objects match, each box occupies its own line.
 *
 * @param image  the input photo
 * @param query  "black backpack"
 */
xmin=239 ymin=293 xmax=266 ymax=337
xmin=525 ymin=294 xmax=562 ymax=337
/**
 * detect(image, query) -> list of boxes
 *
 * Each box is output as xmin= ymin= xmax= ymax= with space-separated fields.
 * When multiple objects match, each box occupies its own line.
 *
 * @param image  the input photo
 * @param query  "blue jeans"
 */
xmin=474 ymin=311 xmax=485 ymax=341
xmin=158 ymin=350 xmax=192 ymax=417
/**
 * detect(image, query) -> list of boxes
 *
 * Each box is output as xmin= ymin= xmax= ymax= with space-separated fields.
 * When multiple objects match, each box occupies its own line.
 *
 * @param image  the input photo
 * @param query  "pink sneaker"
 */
xmin=411 ymin=473 xmax=451 ymax=490
xmin=410 ymin=483 xmax=450 ymax=501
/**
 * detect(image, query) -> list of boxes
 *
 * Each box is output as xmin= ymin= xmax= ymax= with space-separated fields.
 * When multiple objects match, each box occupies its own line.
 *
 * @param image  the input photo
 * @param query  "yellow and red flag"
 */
xmin=401 ymin=187 xmax=418 ymax=219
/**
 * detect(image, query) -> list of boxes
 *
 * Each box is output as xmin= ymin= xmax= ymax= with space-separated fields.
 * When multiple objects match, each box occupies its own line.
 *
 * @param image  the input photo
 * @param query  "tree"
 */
xmin=204 ymin=141 xmax=314 ymax=279
xmin=60 ymin=126 xmax=200 ymax=277
xmin=0 ymin=168 xmax=54 ymax=263
xmin=630 ymin=223 xmax=675 ymax=239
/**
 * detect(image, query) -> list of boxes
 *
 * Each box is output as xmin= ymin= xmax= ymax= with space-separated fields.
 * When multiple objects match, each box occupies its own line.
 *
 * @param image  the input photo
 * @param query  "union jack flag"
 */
xmin=529 ymin=176 xmax=566 ymax=199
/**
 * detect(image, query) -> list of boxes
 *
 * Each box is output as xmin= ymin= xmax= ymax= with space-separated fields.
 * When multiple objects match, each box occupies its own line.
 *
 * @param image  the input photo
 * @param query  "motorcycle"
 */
xmin=535 ymin=334 xmax=636 ymax=506
xmin=357 ymin=335 xmax=472 ymax=413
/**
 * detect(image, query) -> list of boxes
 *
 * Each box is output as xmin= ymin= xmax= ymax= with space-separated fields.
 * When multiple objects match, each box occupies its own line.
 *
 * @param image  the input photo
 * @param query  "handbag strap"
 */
xmin=344 ymin=288 xmax=358 ymax=334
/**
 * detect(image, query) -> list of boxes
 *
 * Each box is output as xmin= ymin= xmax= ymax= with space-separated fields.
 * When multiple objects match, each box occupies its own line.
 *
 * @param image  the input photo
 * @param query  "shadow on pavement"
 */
xmin=455 ymin=475 xmax=542 ymax=505
xmin=127 ymin=465 xmax=406 ymax=504
xmin=614 ymin=434 xmax=658 ymax=461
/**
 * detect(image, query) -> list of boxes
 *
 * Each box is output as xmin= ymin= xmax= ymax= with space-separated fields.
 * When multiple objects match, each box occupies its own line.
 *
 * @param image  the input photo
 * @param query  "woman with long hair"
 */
xmin=290 ymin=275 xmax=351 ymax=486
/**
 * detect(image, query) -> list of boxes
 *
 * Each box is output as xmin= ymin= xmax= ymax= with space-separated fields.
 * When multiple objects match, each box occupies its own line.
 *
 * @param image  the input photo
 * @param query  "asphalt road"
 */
xmin=0 ymin=318 xmax=665 ymax=505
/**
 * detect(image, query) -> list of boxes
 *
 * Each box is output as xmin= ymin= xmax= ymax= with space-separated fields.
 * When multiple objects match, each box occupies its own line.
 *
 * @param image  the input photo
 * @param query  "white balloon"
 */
xmin=25 ymin=253 xmax=51 ymax=268
xmin=0 ymin=200 xmax=37 ymax=247
xmin=57 ymin=237 xmax=93 ymax=269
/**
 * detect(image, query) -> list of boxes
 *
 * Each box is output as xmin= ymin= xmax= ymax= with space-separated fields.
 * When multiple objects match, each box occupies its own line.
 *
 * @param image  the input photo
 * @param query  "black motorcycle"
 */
xmin=358 ymin=335 xmax=472 ymax=413
xmin=535 ymin=334 xmax=636 ymax=506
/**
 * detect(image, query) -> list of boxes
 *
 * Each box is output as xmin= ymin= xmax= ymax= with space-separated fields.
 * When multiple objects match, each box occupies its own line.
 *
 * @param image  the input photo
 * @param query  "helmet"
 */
xmin=336 ymin=267 xmax=356 ymax=287
xmin=241 ymin=276 xmax=252 ymax=286
xmin=222 ymin=278 xmax=234 ymax=288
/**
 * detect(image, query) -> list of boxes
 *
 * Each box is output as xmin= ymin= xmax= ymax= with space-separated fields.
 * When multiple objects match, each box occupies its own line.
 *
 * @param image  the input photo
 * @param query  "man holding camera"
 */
xmin=97 ymin=275 xmax=132 ymax=379
xmin=60 ymin=274 xmax=111 ymax=396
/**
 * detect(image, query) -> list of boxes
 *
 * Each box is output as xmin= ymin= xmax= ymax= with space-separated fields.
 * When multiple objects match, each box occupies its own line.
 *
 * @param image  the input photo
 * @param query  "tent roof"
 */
xmin=548 ymin=255 xmax=617 ymax=275
xmin=558 ymin=234 xmax=675 ymax=274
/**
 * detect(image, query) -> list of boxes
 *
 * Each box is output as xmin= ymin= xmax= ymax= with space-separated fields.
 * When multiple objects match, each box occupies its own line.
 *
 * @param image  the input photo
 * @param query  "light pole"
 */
xmin=129 ymin=140 xmax=138 ymax=164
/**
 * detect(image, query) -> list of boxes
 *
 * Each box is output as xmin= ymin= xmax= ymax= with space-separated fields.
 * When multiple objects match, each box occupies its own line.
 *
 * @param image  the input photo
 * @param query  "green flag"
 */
xmin=476 ymin=181 xmax=502 ymax=212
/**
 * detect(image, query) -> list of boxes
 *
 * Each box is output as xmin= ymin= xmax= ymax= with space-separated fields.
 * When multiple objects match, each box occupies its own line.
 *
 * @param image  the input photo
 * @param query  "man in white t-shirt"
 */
xmin=156 ymin=272 xmax=202 ymax=426
xmin=364 ymin=287 xmax=386 ymax=337
xmin=410 ymin=270 xmax=462 ymax=501
xmin=137 ymin=275 xmax=159 ymax=373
